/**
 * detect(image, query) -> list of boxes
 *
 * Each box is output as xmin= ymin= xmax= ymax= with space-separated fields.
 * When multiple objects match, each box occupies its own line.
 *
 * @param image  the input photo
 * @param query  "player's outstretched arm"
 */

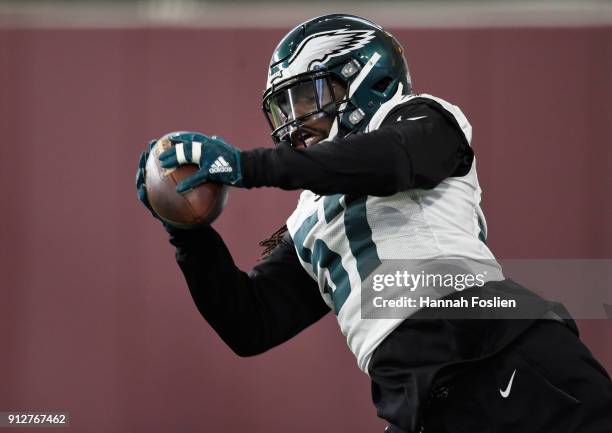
xmin=243 ymin=99 xmax=473 ymax=196
xmin=169 ymin=226 xmax=330 ymax=357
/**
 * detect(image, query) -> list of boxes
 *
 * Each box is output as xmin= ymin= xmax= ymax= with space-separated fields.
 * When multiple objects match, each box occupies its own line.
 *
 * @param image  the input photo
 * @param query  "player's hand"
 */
xmin=159 ymin=132 xmax=243 ymax=193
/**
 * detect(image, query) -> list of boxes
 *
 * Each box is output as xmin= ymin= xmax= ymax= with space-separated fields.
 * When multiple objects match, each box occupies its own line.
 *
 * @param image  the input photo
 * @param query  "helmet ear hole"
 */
xmin=372 ymin=76 xmax=393 ymax=93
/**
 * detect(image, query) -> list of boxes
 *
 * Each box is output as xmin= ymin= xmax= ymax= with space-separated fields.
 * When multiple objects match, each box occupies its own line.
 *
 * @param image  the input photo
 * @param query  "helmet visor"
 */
xmin=263 ymin=75 xmax=338 ymax=142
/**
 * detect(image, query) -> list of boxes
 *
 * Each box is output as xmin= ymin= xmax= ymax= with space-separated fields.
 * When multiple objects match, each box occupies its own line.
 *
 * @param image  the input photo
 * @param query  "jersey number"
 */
xmin=293 ymin=195 xmax=381 ymax=314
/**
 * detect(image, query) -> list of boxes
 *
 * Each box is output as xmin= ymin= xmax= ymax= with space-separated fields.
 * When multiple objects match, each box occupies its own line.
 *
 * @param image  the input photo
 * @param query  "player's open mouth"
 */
xmin=294 ymin=126 xmax=327 ymax=147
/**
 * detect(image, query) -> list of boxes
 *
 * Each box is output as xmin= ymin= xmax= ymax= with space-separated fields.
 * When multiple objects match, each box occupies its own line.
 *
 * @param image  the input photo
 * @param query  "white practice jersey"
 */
xmin=286 ymin=93 xmax=504 ymax=373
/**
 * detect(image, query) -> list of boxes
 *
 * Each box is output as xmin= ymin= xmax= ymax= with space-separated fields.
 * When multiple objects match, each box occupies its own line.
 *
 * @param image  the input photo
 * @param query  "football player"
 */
xmin=136 ymin=14 xmax=612 ymax=433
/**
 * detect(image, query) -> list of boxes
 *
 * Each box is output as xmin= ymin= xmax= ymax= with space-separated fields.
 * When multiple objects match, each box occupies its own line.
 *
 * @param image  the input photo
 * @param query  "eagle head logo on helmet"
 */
xmin=267 ymin=29 xmax=376 ymax=87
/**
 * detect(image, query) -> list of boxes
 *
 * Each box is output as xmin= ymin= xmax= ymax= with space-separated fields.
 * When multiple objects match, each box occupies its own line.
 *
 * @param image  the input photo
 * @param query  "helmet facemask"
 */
xmin=262 ymin=71 xmax=347 ymax=147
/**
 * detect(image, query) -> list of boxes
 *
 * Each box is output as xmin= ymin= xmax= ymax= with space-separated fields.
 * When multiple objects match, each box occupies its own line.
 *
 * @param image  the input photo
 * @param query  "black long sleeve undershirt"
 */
xmin=241 ymin=98 xmax=473 ymax=196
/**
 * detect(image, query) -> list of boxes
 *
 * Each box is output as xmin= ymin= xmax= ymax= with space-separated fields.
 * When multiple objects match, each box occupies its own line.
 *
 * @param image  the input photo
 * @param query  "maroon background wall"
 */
xmin=1 ymin=26 xmax=610 ymax=433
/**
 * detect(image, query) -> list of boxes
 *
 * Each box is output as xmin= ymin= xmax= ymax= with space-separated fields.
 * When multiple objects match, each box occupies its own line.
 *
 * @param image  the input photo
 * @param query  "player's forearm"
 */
xmin=240 ymin=133 xmax=409 ymax=196
xmin=169 ymin=227 xmax=280 ymax=356
xmin=168 ymin=227 xmax=328 ymax=356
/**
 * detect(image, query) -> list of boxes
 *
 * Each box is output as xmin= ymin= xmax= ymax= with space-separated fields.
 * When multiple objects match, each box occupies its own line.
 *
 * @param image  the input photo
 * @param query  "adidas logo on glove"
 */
xmin=209 ymin=156 xmax=233 ymax=173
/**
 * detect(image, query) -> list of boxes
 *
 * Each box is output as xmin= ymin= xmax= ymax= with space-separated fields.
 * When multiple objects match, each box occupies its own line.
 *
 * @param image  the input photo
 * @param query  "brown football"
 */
xmin=145 ymin=135 xmax=228 ymax=229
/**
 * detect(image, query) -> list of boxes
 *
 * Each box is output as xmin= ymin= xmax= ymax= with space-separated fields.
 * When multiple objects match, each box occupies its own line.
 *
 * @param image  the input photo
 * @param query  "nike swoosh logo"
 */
xmin=397 ymin=115 xmax=428 ymax=122
xmin=500 ymin=369 xmax=516 ymax=398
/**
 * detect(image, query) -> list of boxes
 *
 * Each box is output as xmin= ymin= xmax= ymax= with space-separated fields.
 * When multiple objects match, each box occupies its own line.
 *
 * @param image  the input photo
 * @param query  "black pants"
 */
xmin=377 ymin=320 xmax=612 ymax=433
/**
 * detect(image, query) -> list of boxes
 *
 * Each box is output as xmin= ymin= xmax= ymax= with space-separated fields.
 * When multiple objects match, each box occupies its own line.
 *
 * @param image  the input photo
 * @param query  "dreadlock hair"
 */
xmin=258 ymin=224 xmax=288 ymax=258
